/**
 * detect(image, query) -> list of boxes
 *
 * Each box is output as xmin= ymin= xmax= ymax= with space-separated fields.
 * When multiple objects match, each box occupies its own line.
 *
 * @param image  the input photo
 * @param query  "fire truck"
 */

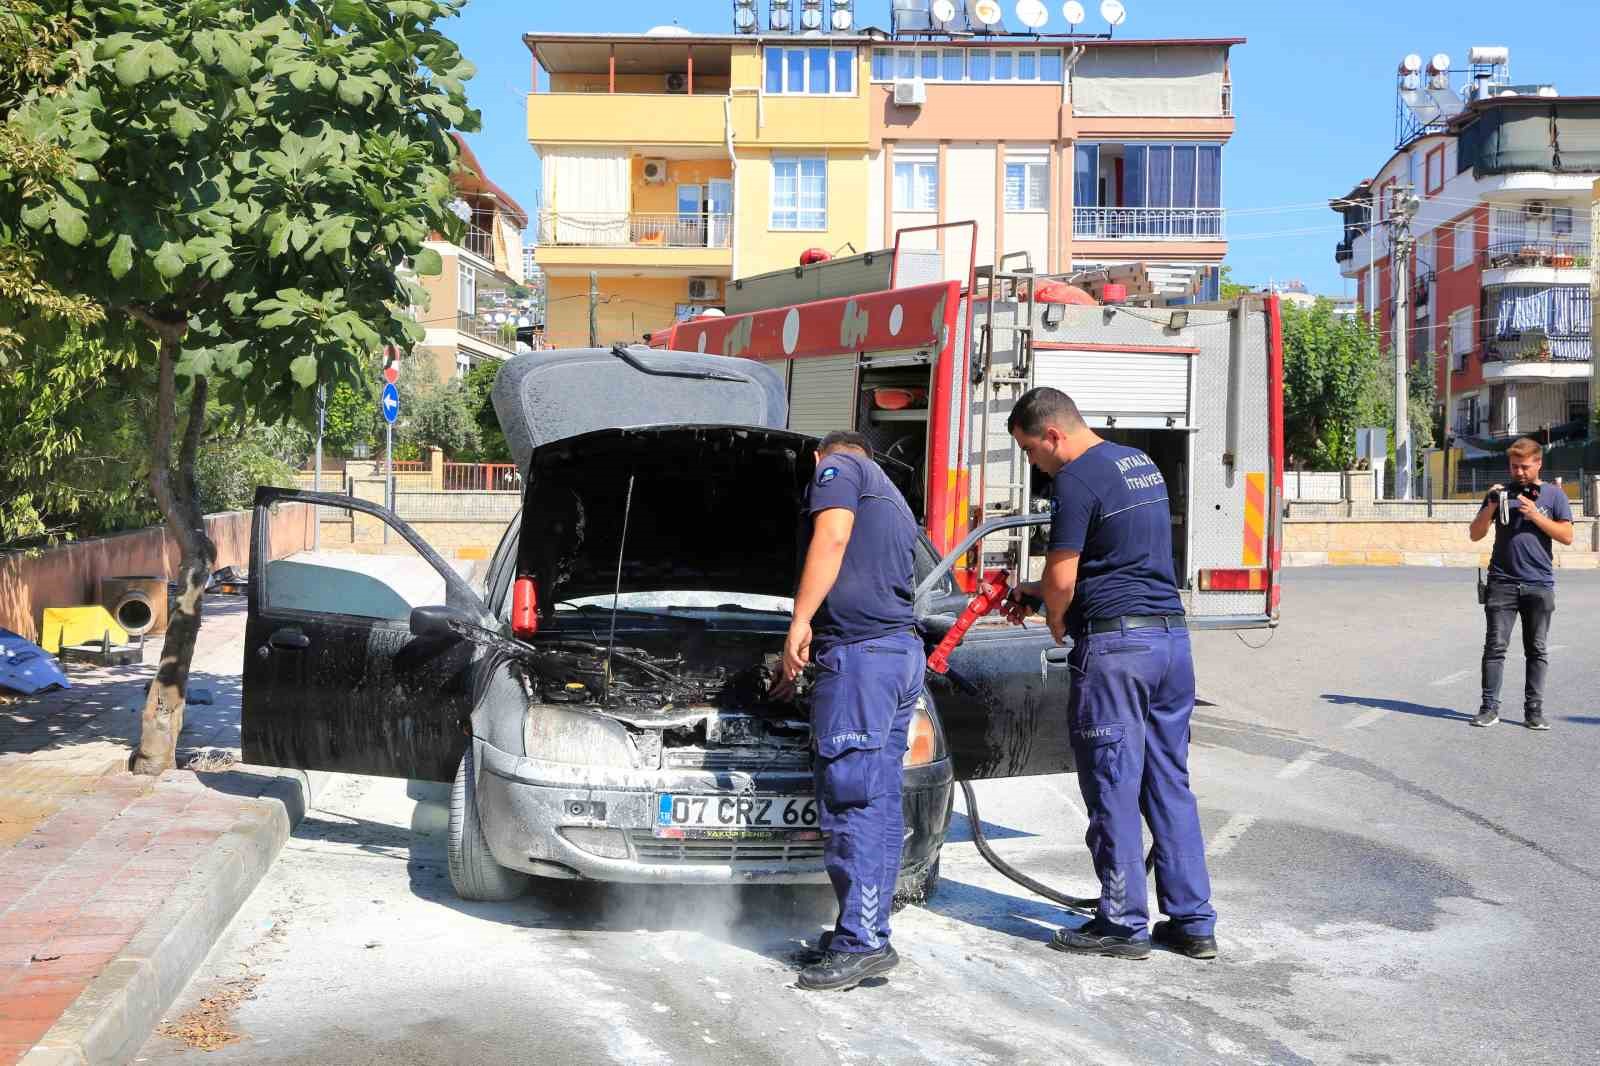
xmin=649 ymin=223 xmax=1283 ymax=629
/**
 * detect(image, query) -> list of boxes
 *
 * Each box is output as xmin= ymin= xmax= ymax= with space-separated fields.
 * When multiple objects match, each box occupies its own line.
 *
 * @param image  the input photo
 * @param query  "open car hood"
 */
xmin=518 ymin=425 xmax=819 ymax=612
xmin=491 ymin=347 xmax=789 ymax=474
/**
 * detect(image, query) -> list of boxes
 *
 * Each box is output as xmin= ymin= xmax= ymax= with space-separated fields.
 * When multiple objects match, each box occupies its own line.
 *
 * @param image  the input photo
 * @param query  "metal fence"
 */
xmin=443 ymin=463 xmax=522 ymax=492
xmin=536 ymin=211 xmax=733 ymax=249
xmin=1284 ymin=471 xmax=1344 ymax=501
xmin=1071 ymin=207 xmax=1225 ymax=241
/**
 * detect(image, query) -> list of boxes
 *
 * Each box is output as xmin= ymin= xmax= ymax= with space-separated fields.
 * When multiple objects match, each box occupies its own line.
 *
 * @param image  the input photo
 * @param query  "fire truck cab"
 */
xmin=649 ymin=225 xmax=1283 ymax=630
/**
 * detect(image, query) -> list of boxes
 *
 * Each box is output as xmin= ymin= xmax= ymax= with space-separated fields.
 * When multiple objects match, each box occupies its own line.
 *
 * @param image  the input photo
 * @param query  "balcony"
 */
xmin=528 ymin=92 xmax=728 ymax=149
xmin=1481 ymin=239 xmax=1592 ymax=286
xmin=533 ymin=211 xmax=734 ymax=274
xmin=1335 ymin=241 xmax=1354 ymax=264
xmin=456 ymin=310 xmax=515 ymax=352
xmin=1073 ymin=207 xmax=1225 ymax=241
xmin=461 ymin=225 xmax=493 ymax=262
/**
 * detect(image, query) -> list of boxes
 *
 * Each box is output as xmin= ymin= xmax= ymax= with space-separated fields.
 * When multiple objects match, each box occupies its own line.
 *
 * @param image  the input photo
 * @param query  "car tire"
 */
xmin=892 ymin=852 xmax=941 ymax=912
xmin=448 ymin=744 xmax=530 ymax=902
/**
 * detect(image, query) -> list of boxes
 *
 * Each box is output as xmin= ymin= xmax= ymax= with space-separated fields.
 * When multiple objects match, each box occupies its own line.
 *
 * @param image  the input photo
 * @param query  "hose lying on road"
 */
xmin=959 ymin=778 xmax=1154 ymax=918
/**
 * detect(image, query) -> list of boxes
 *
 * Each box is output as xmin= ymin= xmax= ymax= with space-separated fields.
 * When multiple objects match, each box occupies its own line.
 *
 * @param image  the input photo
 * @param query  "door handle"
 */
xmin=268 ymin=627 xmax=310 ymax=650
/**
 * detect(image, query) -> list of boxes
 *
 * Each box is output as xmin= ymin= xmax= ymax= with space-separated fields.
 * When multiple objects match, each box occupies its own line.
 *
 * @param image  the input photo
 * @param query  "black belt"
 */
xmin=1076 ymin=615 xmax=1187 ymax=637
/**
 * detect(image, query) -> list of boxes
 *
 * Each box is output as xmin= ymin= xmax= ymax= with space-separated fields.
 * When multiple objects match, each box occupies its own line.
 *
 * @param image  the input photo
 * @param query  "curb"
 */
xmin=18 ymin=768 xmax=330 ymax=1066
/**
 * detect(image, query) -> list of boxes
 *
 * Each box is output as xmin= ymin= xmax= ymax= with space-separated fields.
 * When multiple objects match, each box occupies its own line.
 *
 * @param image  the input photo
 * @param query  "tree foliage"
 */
xmin=459 ymin=357 xmax=509 ymax=462
xmin=397 ymin=355 xmax=478 ymax=457
xmin=1281 ymin=299 xmax=1386 ymax=470
xmin=0 ymin=0 xmax=477 ymax=773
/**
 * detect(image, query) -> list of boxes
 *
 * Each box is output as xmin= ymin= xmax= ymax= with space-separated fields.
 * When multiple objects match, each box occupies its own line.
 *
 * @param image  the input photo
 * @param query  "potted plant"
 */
xmin=1551 ymin=250 xmax=1575 ymax=268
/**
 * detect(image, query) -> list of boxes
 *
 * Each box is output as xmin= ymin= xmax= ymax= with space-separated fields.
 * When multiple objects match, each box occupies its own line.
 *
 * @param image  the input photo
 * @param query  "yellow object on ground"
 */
xmin=40 ymin=606 xmax=130 ymax=654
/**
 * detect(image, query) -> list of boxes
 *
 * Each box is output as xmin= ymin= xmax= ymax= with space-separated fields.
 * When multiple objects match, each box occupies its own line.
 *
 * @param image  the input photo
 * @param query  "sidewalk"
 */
xmin=0 ymin=600 xmax=315 ymax=1065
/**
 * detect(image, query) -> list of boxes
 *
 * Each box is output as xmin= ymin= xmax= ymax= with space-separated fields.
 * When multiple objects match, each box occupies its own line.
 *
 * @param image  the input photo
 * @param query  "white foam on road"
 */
xmin=1275 ymin=750 xmax=1328 ymax=780
xmin=1207 ymin=813 xmax=1259 ymax=857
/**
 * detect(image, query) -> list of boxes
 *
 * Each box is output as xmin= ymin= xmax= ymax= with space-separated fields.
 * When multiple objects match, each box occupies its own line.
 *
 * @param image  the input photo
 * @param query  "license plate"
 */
xmin=654 ymin=794 xmax=818 ymax=836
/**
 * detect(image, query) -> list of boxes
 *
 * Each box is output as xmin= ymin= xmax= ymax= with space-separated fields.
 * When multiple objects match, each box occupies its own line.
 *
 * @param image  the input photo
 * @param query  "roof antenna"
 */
xmin=601 ymin=473 xmax=636 ymax=705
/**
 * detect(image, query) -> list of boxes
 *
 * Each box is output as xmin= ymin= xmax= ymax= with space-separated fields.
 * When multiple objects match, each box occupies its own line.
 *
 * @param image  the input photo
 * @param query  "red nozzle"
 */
xmin=927 ymin=570 xmax=1011 ymax=674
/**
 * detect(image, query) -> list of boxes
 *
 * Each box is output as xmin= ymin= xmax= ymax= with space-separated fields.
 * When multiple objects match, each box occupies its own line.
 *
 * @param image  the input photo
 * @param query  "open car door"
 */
xmin=916 ymin=515 xmax=1077 ymax=780
xmin=242 ymin=487 xmax=491 ymax=782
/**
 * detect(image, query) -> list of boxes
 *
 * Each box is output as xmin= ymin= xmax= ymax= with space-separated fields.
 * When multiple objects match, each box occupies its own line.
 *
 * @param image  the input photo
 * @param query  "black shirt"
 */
xmin=800 ymin=452 xmax=919 ymax=650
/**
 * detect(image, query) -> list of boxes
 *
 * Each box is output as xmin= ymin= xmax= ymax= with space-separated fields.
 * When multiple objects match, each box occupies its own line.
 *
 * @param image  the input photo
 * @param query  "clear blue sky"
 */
xmin=444 ymin=0 xmax=1600 ymax=295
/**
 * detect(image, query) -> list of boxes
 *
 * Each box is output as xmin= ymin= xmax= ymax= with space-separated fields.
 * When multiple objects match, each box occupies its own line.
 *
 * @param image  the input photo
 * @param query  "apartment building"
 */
xmin=866 ymin=35 xmax=1235 ymax=300
xmin=413 ymin=135 xmax=529 ymax=380
xmin=524 ymin=10 xmax=1239 ymax=347
xmin=1333 ymin=48 xmax=1597 ymax=443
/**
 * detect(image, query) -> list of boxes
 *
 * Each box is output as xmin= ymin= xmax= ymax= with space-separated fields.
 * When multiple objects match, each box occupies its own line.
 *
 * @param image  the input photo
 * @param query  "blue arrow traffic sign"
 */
xmin=381 ymin=382 xmax=400 ymax=424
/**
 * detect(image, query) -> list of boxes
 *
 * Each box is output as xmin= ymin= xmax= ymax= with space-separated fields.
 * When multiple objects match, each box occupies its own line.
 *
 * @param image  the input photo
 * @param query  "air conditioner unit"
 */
xmin=642 ymin=158 xmax=669 ymax=184
xmin=664 ymin=72 xmax=688 ymax=93
xmin=688 ymin=277 xmax=721 ymax=301
xmin=1525 ymin=199 xmax=1548 ymax=218
xmin=893 ymin=79 xmax=926 ymax=107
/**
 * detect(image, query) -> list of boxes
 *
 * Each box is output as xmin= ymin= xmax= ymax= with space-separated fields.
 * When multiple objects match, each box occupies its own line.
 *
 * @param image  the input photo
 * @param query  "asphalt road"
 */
xmin=137 ymin=568 xmax=1600 ymax=1066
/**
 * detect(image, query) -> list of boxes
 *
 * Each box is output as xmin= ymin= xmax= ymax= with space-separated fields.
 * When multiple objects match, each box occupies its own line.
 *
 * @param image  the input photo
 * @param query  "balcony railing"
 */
xmin=537 ymin=211 xmax=733 ymax=249
xmin=1335 ymin=241 xmax=1354 ymax=263
xmin=457 ymin=310 xmax=515 ymax=351
xmin=462 ymin=225 xmax=493 ymax=261
xmin=1480 ymin=333 xmax=1591 ymax=365
xmin=1072 ymin=207 xmax=1225 ymax=241
xmin=1481 ymin=240 xmax=1591 ymax=271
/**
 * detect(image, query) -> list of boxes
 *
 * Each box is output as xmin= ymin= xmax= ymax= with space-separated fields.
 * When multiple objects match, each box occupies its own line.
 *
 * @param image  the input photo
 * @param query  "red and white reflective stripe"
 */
xmin=1198 ymin=568 xmax=1268 ymax=592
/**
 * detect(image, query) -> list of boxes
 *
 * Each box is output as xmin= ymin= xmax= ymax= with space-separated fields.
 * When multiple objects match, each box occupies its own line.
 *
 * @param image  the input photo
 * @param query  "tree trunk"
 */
xmin=131 ymin=341 xmax=215 ymax=776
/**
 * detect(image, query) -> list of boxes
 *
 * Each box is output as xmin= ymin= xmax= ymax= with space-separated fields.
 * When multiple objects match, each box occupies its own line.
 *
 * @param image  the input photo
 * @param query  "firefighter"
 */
xmin=1004 ymin=387 xmax=1218 ymax=961
xmin=774 ymin=430 xmax=923 ymax=991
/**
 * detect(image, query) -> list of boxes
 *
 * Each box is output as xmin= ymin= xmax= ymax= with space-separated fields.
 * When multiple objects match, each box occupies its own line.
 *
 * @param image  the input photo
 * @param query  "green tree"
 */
xmin=459 ymin=357 xmax=509 ymax=462
xmin=1218 ymin=265 xmax=1252 ymax=301
xmin=0 ymin=0 xmax=477 ymax=773
xmin=397 ymin=355 xmax=478 ymax=457
xmin=1281 ymin=299 xmax=1387 ymax=470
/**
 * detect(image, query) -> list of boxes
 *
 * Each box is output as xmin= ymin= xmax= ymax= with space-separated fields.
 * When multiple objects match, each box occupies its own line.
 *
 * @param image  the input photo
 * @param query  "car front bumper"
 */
xmin=473 ymin=737 xmax=954 ymax=886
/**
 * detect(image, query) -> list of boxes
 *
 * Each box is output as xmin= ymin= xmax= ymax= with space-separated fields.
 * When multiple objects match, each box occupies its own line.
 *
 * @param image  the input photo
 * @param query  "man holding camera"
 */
xmin=1468 ymin=437 xmax=1573 ymax=730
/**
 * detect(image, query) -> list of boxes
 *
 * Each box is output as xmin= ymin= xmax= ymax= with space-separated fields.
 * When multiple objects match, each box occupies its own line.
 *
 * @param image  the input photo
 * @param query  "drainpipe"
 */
xmin=725 ymin=93 xmax=740 ymax=280
xmin=1061 ymin=46 xmax=1085 ymax=268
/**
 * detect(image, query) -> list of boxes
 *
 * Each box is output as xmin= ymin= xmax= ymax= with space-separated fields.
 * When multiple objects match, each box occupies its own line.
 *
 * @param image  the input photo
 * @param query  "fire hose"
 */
xmin=928 ymin=571 xmax=1153 ymax=918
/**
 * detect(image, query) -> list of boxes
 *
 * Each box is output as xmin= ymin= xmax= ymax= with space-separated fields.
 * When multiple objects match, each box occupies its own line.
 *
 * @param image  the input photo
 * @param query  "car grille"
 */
xmin=662 ymin=748 xmax=812 ymax=771
xmin=628 ymin=830 xmax=825 ymax=864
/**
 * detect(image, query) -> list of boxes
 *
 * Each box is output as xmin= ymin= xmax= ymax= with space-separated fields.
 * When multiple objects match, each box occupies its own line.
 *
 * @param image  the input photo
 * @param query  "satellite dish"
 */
xmin=1099 ymin=0 xmax=1125 ymax=26
xmin=832 ymin=9 xmax=852 ymax=29
xmin=972 ymin=0 xmax=1003 ymax=25
xmin=1062 ymin=1 xmax=1085 ymax=25
xmin=734 ymin=8 xmax=757 ymax=31
xmin=1016 ymin=0 xmax=1048 ymax=29
xmin=770 ymin=7 xmax=791 ymax=30
xmin=801 ymin=7 xmax=824 ymax=29
xmin=932 ymin=0 xmax=958 ymax=19
xmin=1399 ymin=54 xmax=1422 ymax=74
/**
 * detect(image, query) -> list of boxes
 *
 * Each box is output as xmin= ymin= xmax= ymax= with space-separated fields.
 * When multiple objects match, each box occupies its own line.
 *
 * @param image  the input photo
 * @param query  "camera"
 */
xmin=1494 ymin=483 xmax=1540 ymax=524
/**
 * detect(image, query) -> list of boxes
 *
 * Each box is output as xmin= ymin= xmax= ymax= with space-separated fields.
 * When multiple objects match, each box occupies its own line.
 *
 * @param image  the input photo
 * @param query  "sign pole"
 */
xmin=380 ymin=353 xmax=401 ymax=545
xmin=313 ymin=383 xmax=325 ymax=551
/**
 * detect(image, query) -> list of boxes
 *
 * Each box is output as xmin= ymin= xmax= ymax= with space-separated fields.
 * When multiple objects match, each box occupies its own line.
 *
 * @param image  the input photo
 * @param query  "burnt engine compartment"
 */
xmin=520 ymin=627 xmax=814 ymax=763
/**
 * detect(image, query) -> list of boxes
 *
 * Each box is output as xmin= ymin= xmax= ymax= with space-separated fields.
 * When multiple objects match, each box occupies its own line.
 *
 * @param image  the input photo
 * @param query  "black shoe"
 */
xmin=1152 ymin=920 xmax=1218 ymax=960
xmin=1525 ymin=709 xmax=1550 ymax=731
xmin=1471 ymin=708 xmax=1499 ymax=728
xmin=797 ymin=945 xmax=899 ymax=991
xmin=1048 ymin=921 xmax=1151 ymax=960
xmin=795 ymin=931 xmax=834 ymax=964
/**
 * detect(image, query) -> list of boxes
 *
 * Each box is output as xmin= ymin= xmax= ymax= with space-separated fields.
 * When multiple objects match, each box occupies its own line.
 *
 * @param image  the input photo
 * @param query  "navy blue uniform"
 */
xmin=1482 ymin=482 xmax=1570 ymax=717
xmin=1050 ymin=442 xmax=1215 ymax=939
xmin=801 ymin=452 xmax=922 ymax=954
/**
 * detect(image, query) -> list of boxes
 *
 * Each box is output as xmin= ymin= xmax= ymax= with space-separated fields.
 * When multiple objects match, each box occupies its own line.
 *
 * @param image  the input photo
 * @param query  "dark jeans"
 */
xmin=1480 ymin=580 xmax=1555 ymax=715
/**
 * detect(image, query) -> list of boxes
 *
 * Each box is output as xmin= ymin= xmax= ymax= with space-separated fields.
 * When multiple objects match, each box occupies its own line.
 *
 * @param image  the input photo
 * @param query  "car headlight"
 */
xmin=903 ymin=698 xmax=944 ymax=767
xmin=524 ymin=705 xmax=637 ymax=769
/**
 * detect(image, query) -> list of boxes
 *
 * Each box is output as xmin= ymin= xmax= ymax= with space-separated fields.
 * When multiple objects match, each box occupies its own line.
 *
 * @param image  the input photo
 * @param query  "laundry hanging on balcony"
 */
xmin=1490 ymin=285 xmax=1591 ymax=360
xmin=540 ymin=148 xmax=630 ymax=246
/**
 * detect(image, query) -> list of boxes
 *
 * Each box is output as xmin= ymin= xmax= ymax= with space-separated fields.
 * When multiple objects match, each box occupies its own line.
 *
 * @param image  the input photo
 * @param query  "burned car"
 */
xmin=242 ymin=348 xmax=1072 ymax=902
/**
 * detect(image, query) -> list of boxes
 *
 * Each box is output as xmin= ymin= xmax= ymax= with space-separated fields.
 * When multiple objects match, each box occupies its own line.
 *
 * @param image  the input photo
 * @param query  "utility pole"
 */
xmin=588 ymin=271 xmax=599 ymax=348
xmin=1392 ymin=187 xmax=1420 ymax=500
xmin=1441 ymin=339 xmax=1453 ymax=499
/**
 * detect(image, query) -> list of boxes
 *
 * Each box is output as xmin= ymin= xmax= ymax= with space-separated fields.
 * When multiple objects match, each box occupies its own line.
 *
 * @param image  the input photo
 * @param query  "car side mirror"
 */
xmin=409 ymin=605 xmax=471 ymax=641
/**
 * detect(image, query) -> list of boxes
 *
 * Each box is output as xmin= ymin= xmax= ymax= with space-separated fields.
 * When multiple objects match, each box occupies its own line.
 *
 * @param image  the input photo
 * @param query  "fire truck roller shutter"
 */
xmin=786 ymin=354 xmax=859 ymax=438
xmin=1030 ymin=348 xmax=1192 ymax=430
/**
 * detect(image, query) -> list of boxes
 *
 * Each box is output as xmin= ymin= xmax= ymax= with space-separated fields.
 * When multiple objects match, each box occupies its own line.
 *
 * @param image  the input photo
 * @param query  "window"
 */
xmin=1453 ymin=217 xmax=1475 ymax=269
xmin=869 ymin=47 xmax=1060 ymax=82
xmin=1553 ymin=206 xmax=1575 ymax=236
xmin=1005 ymin=161 xmax=1048 ymax=212
xmin=1567 ymin=381 xmax=1589 ymax=425
xmin=1449 ymin=308 xmax=1473 ymax=368
xmin=766 ymin=47 xmax=854 ymax=95
xmin=894 ymin=160 xmax=938 ymax=211
xmin=457 ymin=262 xmax=475 ymax=315
xmin=772 ymin=157 xmax=827 ymax=230
xmin=1425 ymin=146 xmax=1445 ymax=195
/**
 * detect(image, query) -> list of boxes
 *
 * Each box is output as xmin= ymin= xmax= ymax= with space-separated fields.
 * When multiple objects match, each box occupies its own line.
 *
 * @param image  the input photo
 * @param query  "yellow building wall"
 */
xmin=734 ymin=149 xmax=870 ymax=276
xmin=544 ymin=275 xmax=697 ymax=349
xmin=629 ymin=158 xmax=733 ymax=214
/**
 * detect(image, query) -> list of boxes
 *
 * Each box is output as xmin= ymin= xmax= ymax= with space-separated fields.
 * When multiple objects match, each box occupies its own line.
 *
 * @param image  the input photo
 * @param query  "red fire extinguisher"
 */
xmin=927 ymin=570 xmax=1026 ymax=674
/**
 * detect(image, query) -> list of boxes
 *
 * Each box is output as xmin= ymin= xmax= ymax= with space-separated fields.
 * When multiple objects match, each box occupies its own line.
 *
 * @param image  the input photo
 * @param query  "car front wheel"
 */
xmin=448 ymin=744 xmax=531 ymax=902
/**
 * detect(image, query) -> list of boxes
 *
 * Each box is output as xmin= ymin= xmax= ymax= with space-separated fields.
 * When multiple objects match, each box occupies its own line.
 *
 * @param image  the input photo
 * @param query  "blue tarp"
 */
xmin=0 ymin=628 xmax=70 ymax=695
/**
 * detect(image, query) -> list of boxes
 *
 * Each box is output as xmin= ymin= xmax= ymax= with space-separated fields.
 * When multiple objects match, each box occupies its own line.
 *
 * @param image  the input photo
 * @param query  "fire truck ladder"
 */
xmin=974 ymin=255 xmax=1041 ymax=578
